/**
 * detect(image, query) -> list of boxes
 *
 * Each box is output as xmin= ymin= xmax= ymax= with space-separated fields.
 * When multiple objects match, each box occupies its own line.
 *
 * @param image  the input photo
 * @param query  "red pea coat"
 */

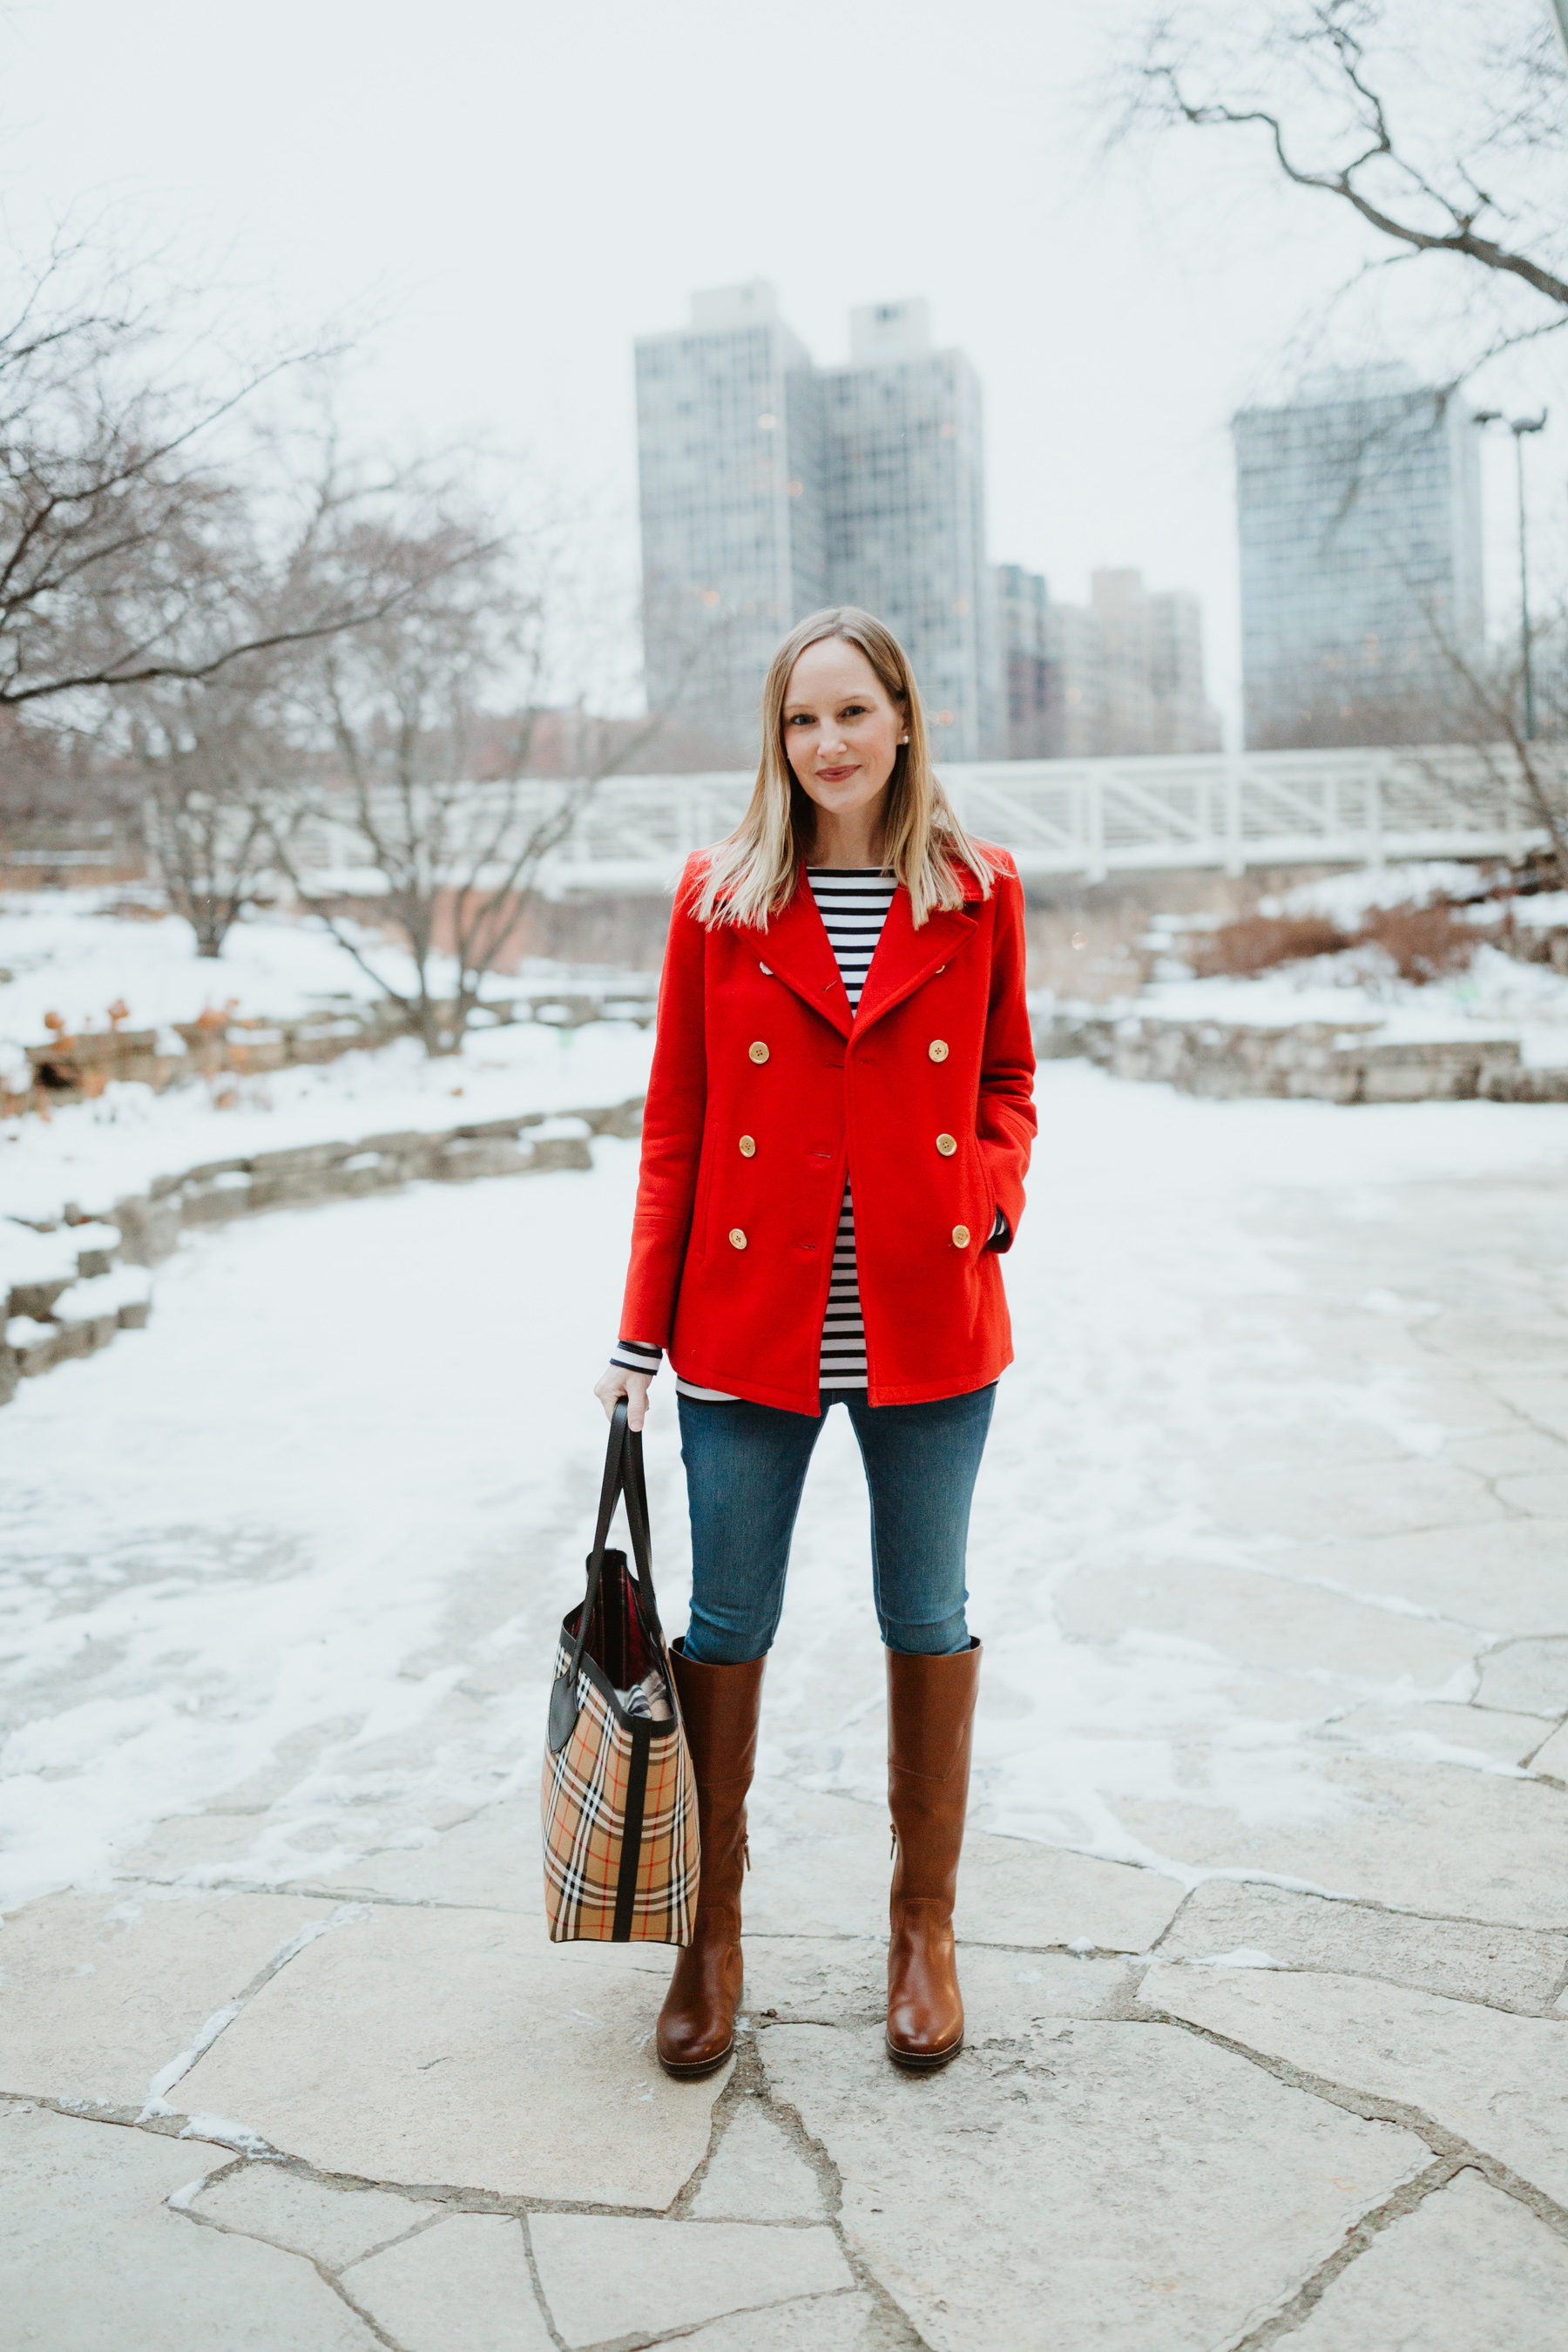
xmin=618 ymin=844 xmax=1037 ymax=1415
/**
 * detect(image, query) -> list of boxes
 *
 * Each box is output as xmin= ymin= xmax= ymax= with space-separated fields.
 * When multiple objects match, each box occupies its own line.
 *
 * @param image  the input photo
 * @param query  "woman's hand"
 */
xmin=595 ymin=1362 xmax=653 ymax=1432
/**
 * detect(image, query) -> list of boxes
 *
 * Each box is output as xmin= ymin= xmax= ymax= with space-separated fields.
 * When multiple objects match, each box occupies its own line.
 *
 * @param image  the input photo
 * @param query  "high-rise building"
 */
xmin=634 ymin=282 xmax=822 ymax=766
xmin=1035 ymin=570 xmax=1220 ymax=758
xmin=635 ymin=286 xmax=997 ymax=761
xmin=995 ymin=564 xmax=1053 ymax=758
xmin=1233 ymin=366 xmax=1484 ymax=748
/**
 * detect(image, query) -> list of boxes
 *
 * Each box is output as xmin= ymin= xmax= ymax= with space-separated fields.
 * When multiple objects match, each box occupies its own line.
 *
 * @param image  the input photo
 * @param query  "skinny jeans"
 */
xmin=677 ymin=1386 xmax=997 ymax=1666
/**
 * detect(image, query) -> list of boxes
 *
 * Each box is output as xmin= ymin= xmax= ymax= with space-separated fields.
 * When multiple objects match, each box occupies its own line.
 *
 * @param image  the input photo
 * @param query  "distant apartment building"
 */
xmin=995 ymin=564 xmax=1053 ymax=758
xmin=635 ymin=285 xmax=998 ymax=762
xmin=1233 ymin=366 xmax=1484 ymax=749
xmin=1021 ymin=568 xmax=1220 ymax=759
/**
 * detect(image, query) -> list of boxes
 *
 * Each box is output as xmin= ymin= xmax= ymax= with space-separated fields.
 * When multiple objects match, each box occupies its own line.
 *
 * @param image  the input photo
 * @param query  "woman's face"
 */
xmin=781 ymin=638 xmax=905 ymax=828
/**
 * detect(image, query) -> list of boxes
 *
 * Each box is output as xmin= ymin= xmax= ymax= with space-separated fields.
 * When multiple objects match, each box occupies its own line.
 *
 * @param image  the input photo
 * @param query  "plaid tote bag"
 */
xmin=541 ymin=1400 xmax=698 ymax=1943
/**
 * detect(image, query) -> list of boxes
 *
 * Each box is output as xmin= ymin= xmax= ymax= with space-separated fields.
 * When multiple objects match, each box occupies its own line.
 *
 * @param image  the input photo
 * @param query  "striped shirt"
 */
xmin=808 ymin=869 xmax=896 ymax=1393
xmin=611 ymin=867 xmax=1002 ymax=1403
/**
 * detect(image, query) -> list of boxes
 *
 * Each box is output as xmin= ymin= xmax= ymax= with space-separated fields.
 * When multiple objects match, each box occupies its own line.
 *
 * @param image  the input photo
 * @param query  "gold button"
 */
xmin=936 ymin=1133 xmax=956 ymax=1156
xmin=951 ymin=1225 xmax=970 ymax=1247
xmin=929 ymin=1038 xmax=949 ymax=1062
xmin=739 ymin=1135 xmax=756 ymax=1157
xmin=729 ymin=1227 xmax=747 ymax=1249
xmin=748 ymin=1040 xmax=769 ymax=1064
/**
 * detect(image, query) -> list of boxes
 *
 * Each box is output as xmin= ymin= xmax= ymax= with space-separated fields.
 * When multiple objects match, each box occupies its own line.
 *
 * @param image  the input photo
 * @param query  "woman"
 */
xmin=595 ymin=606 xmax=1036 ymax=2079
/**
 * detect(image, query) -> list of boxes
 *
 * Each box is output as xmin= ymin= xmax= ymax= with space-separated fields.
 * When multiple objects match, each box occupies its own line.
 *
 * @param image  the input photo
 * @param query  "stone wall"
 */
xmin=1 ymin=1095 xmax=644 ymax=1405
xmin=8 ymin=984 xmax=656 ymax=1118
xmin=1035 ymin=1009 xmax=1568 ymax=1105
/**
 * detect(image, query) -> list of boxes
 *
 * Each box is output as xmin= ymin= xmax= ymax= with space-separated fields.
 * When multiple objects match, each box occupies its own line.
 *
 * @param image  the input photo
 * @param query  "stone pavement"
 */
xmin=5 ymin=1154 xmax=1568 ymax=2349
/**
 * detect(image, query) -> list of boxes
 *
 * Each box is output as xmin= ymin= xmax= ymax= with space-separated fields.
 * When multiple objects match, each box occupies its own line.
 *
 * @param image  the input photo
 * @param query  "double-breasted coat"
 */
xmin=619 ymin=845 xmax=1037 ymax=1415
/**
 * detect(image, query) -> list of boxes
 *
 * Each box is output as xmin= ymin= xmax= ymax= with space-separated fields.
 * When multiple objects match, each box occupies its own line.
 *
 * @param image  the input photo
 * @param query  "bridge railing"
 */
xmin=287 ymin=745 xmax=1568 ymax=897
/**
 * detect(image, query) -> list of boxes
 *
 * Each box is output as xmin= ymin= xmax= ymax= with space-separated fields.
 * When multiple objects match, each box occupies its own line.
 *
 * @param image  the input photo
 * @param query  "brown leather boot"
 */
xmin=885 ymin=1639 xmax=980 ymax=2072
xmin=656 ymin=1639 xmax=766 ymax=2079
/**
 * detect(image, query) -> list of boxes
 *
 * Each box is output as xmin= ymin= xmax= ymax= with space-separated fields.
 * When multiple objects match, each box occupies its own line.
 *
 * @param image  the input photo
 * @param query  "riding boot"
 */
xmin=656 ymin=1639 xmax=766 ymax=2078
xmin=885 ymin=1639 xmax=981 ymax=2072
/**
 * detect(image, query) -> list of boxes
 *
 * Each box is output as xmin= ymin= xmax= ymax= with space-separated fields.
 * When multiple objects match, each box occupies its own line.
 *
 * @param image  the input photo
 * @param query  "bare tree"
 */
xmin=1116 ymin=3 xmax=1568 ymax=368
xmin=128 ymin=658 xmax=297 ymax=956
xmin=270 ymin=519 xmax=670 ymax=1054
xmin=0 ymin=233 xmax=479 ymax=716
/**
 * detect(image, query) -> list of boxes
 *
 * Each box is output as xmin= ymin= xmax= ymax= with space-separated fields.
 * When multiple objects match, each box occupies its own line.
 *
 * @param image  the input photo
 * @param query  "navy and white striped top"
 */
xmin=611 ymin=867 xmax=1001 ymax=1404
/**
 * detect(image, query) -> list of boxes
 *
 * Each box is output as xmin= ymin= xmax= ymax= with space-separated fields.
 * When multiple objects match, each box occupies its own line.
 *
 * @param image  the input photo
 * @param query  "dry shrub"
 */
xmin=1356 ymin=900 xmax=1472 ymax=983
xmin=1191 ymin=899 xmax=1476 ymax=984
xmin=1191 ymin=914 xmax=1347 ymax=977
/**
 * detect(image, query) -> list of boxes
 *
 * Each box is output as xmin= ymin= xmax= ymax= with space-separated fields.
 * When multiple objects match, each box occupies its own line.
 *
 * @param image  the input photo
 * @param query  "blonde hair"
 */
xmin=694 ymin=607 xmax=994 ymax=930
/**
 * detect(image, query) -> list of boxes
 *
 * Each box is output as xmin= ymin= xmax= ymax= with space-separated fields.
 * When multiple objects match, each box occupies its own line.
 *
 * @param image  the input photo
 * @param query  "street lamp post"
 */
xmin=1473 ymin=408 xmax=1549 ymax=741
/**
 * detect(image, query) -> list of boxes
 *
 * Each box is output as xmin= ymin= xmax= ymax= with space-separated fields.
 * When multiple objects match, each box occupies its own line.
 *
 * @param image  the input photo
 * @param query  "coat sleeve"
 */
xmin=975 ymin=866 xmax=1036 ymax=1252
xmin=618 ymin=858 xmax=709 ymax=1345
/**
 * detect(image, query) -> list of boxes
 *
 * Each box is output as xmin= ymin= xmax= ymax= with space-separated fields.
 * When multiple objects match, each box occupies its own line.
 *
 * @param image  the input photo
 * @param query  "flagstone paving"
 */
xmin=5 ymin=1147 xmax=1568 ymax=2349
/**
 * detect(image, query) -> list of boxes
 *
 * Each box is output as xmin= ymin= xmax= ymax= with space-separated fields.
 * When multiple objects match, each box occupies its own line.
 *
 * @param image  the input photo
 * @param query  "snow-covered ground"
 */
xmin=0 ymin=889 xmax=421 ymax=1045
xmin=4 ymin=1058 xmax=1566 ymax=1915
xmin=0 ymin=1018 xmax=655 ymax=1227
xmin=1078 ymin=860 xmax=1568 ymax=1064
xmin=1131 ymin=942 xmax=1568 ymax=1063
xmin=0 ymin=886 xmax=652 ymax=1088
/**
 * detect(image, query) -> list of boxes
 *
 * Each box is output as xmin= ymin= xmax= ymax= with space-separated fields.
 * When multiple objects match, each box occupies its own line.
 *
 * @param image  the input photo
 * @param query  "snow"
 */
xmin=0 ymin=887 xmax=563 ymax=1042
xmin=1098 ymin=859 xmax=1568 ymax=1065
xmin=3 ymin=1058 xmax=1567 ymax=1916
xmin=54 ymin=1267 xmax=152 ymax=1321
xmin=1127 ymin=943 xmax=1568 ymax=1065
xmin=1 ymin=1017 xmax=654 ymax=1226
xmin=1261 ymin=862 xmax=1497 ymax=926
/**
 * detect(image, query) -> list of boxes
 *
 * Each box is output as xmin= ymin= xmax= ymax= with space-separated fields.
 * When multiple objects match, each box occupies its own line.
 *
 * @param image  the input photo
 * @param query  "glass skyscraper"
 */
xmin=1233 ymin=367 xmax=1484 ymax=749
xmin=635 ymin=285 xmax=997 ymax=761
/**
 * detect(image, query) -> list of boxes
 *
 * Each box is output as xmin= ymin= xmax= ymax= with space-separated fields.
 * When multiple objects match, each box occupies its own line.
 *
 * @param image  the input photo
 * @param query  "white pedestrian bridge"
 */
xmin=301 ymin=744 xmax=1567 ymax=898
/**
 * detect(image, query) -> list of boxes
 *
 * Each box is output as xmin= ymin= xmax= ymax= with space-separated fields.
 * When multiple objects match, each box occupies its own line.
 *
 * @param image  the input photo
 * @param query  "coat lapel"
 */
xmin=853 ymin=886 xmax=983 ymax=1038
xmin=754 ymin=882 xmax=853 ymax=1039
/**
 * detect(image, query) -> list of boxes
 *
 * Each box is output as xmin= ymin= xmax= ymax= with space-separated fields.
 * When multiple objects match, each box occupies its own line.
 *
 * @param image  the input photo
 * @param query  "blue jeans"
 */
xmin=677 ymin=1386 xmax=997 ymax=1665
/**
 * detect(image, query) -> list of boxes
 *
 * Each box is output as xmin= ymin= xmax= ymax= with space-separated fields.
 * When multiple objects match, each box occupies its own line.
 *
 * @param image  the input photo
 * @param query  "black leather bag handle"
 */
xmin=548 ymin=1402 xmax=665 ymax=1753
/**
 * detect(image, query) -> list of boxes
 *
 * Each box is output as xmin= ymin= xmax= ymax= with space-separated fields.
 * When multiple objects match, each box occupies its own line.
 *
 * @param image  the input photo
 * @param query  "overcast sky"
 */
xmin=3 ymin=0 xmax=1561 ymax=738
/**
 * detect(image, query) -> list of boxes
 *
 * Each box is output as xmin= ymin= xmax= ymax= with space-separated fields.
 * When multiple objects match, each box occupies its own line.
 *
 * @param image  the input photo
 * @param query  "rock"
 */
xmin=676 ymin=2295 xmax=895 ymax=2349
xmin=745 ymin=1780 xmax=1180 ymax=1952
xmin=1531 ymin=1720 xmax=1568 ymax=1780
xmin=1321 ymin=1700 xmax=1546 ymax=1769
xmin=342 ymin=2213 xmax=552 ymax=2349
xmin=175 ymin=1903 xmax=725 ymax=2207
xmin=526 ymin=1137 xmax=594 ymax=1173
xmin=1112 ymin=1755 xmax=1568 ymax=1930
xmin=0 ymin=1888 xmax=344 ymax=2110
xmin=762 ymin=2017 xmax=1424 ymax=2352
xmin=528 ymin=2215 xmax=852 ymax=2348
xmin=1477 ymin=1639 xmax=1568 ymax=1718
xmin=1140 ymin=1963 xmax=1568 ymax=2205
xmin=744 ymin=1942 xmax=1133 ymax=2031
xmin=1261 ymin=1521 xmax=1568 ymax=1638
xmin=0 ymin=2105 xmax=375 ymax=2349
xmin=1156 ymin=1881 xmax=1567 ymax=2013
xmin=192 ymin=2166 xmax=436 ymax=2271
xmin=1054 ymin=1560 xmax=1482 ymax=1684
xmin=1486 ymin=1375 xmax=1568 ymax=1439
xmin=297 ymin=1798 xmax=546 ymax=1915
xmin=690 ymin=2102 xmax=827 ymax=2220
xmin=1285 ymin=2167 xmax=1568 ymax=2351
xmin=1200 ymin=1457 xmax=1501 ymax=1544
xmin=1496 ymin=1471 xmax=1568 ymax=1517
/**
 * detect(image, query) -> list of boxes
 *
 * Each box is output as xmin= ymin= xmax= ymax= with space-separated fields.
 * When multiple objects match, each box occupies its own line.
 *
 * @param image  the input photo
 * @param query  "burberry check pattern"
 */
xmin=541 ymin=1638 xmax=699 ymax=1944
